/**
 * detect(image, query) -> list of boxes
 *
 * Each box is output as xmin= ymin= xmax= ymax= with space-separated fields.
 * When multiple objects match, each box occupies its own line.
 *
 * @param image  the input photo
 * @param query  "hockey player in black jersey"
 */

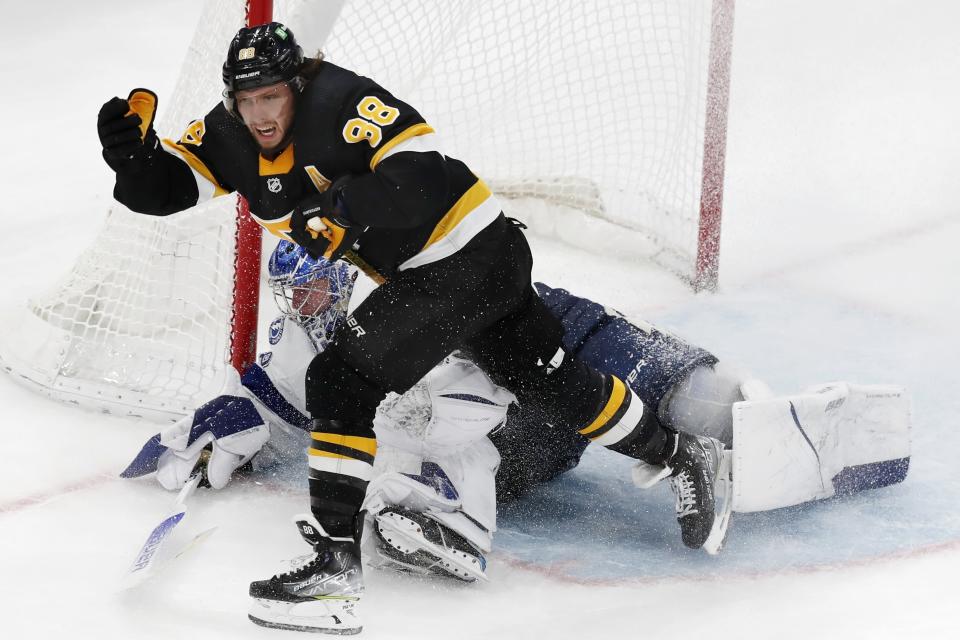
xmin=99 ymin=22 xmax=729 ymax=633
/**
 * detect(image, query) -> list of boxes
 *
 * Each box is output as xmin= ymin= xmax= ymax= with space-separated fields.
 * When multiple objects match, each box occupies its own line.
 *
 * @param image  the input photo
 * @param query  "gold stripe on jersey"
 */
xmin=397 ymin=179 xmax=502 ymax=271
xmin=579 ymin=376 xmax=628 ymax=438
xmin=250 ymin=210 xmax=293 ymax=239
xmin=422 ymin=179 xmax=492 ymax=250
xmin=369 ymin=123 xmax=436 ymax=170
xmin=305 ymin=165 xmax=332 ymax=192
xmin=162 ymin=138 xmax=229 ymax=197
xmin=311 ymin=433 xmax=378 ymax=457
xmin=259 ymin=144 xmax=295 ymax=176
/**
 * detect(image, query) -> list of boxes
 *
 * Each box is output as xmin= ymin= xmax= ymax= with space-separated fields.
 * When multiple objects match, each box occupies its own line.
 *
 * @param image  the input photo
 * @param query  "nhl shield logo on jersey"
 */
xmin=267 ymin=177 xmax=283 ymax=193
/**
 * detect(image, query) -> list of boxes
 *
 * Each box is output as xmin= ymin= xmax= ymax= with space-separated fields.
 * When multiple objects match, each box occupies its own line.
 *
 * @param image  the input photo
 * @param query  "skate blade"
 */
xmin=249 ymin=598 xmax=361 ymax=635
xmin=376 ymin=511 xmax=487 ymax=582
xmin=248 ymin=614 xmax=362 ymax=635
xmin=703 ymin=450 xmax=733 ymax=555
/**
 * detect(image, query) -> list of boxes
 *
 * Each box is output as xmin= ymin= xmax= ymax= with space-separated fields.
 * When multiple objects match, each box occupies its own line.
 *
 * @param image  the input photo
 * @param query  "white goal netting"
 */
xmin=323 ymin=0 xmax=720 ymax=277
xmin=0 ymin=0 xmax=729 ymax=422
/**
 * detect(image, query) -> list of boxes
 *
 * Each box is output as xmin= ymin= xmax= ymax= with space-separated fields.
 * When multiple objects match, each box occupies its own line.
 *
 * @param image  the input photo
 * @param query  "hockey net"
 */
xmin=0 ymin=0 xmax=733 ymax=422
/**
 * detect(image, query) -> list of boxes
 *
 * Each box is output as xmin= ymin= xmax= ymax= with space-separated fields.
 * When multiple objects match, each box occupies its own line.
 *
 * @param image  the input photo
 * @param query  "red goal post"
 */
xmin=230 ymin=0 xmax=273 ymax=375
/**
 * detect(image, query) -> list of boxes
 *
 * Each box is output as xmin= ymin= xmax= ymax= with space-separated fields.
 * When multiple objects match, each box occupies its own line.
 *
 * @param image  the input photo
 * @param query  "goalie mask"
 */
xmin=268 ymin=240 xmax=357 ymax=351
xmin=222 ymin=22 xmax=304 ymax=117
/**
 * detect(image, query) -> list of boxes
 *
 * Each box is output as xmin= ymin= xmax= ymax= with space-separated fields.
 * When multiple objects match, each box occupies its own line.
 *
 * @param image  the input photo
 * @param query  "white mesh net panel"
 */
xmin=321 ymin=0 xmax=716 ymax=277
xmin=0 ymin=0 xmax=722 ymax=421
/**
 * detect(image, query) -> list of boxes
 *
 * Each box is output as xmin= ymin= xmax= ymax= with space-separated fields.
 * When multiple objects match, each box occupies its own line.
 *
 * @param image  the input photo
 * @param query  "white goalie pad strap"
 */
xmin=732 ymin=383 xmax=910 ymax=512
xmin=363 ymin=470 xmax=462 ymax=516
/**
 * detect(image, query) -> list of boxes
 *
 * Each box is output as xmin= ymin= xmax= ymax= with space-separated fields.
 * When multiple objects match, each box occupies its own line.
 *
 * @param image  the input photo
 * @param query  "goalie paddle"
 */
xmin=120 ymin=471 xmax=217 ymax=590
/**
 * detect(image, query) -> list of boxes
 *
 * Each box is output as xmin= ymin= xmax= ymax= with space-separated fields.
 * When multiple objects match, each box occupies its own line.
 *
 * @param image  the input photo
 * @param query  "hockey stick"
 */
xmin=120 ymin=471 xmax=217 ymax=590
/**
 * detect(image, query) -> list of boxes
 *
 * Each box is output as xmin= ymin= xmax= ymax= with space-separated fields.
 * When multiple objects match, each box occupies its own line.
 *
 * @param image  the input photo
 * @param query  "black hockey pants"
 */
xmin=307 ymin=215 xmax=602 ymax=426
xmin=303 ymin=215 xmax=667 ymax=536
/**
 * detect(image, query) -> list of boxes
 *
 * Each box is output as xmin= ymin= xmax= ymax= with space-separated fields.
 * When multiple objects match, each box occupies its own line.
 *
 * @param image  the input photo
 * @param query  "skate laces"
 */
xmin=278 ymin=551 xmax=322 ymax=579
xmin=671 ymin=471 xmax=698 ymax=518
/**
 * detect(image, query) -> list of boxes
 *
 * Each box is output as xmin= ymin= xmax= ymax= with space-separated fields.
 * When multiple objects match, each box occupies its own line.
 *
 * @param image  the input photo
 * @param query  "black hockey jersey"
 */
xmin=118 ymin=62 xmax=502 ymax=279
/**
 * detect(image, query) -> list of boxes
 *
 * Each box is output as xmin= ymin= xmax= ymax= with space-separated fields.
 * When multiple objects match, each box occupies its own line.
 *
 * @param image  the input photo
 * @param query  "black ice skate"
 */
xmin=632 ymin=431 xmax=732 ymax=553
xmin=373 ymin=507 xmax=487 ymax=582
xmin=666 ymin=432 xmax=731 ymax=552
xmin=248 ymin=514 xmax=363 ymax=635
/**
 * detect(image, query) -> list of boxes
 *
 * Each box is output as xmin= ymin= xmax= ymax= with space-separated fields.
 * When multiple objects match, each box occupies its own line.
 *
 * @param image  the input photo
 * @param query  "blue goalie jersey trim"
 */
xmin=241 ymin=364 xmax=313 ymax=431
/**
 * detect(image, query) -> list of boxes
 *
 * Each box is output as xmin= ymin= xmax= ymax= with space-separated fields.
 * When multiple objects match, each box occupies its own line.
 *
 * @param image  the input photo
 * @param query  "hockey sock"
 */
xmin=578 ymin=374 xmax=675 ymax=465
xmin=307 ymin=419 xmax=377 ymax=539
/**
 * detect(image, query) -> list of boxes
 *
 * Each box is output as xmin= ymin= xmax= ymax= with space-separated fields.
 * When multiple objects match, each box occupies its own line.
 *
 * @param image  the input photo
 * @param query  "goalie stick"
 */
xmin=120 ymin=471 xmax=217 ymax=590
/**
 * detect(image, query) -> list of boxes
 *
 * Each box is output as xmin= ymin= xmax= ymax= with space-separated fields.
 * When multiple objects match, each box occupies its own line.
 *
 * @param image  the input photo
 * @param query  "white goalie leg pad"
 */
xmin=362 ymin=440 xmax=498 ymax=554
xmin=428 ymin=439 xmax=499 ymax=540
xmin=732 ymin=383 xmax=911 ymax=512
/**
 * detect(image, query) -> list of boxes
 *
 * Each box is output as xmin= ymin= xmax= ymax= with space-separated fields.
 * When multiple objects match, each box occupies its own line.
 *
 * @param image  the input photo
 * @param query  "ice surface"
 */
xmin=2 ymin=0 xmax=960 ymax=638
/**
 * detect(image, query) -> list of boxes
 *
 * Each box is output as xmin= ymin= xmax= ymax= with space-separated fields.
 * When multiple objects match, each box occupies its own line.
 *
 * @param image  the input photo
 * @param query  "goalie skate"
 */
xmin=248 ymin=515 xmax=363 ymax=635
xmin=373 ymin=507 xmax=487 ymax=582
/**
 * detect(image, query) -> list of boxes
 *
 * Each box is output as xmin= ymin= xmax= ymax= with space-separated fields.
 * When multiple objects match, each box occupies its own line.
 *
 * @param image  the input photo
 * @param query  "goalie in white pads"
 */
xmin=123 ymin=240 xmax=910 ymax=634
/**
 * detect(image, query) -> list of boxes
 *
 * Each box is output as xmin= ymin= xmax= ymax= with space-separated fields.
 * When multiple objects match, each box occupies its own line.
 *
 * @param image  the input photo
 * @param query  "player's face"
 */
xmin=292 ymin=278 xmax=333 ymax=318
xmin=235 ymin=83 xmax=295 ymax=151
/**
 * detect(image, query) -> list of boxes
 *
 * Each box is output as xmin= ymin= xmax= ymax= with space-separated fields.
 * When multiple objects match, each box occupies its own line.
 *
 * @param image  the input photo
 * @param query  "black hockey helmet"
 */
xmin=222 ymin=22 xmax=304 ymax=114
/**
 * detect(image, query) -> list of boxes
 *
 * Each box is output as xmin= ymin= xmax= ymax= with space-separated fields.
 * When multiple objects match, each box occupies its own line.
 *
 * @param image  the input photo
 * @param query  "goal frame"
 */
xmin=229 ymin=0 xmax=272 ymax=373
xmin=694 ymin=0 xmax=735 ymax=292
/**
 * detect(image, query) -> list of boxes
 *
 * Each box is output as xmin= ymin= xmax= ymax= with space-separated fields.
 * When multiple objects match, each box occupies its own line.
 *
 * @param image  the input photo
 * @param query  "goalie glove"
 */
xmin=121 ymin=395 xmax=270 ymax=490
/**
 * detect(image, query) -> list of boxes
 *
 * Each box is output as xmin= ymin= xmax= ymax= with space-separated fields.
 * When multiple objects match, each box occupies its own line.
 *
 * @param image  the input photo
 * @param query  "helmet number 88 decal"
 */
xmin=342 ymin=96 xmax=400 ymax=148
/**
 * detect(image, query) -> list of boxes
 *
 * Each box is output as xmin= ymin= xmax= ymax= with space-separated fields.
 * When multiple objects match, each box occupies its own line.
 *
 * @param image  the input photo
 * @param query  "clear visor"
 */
xmin=231 ymin=84 xmax=293 ymax=122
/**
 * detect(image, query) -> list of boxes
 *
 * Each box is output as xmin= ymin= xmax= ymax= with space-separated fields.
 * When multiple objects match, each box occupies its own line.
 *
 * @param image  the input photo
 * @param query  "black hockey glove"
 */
xmin=289 ymin=179 xmax=365 ymax=262
xmin=97 ymin=88 xmax=160 ymax=172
